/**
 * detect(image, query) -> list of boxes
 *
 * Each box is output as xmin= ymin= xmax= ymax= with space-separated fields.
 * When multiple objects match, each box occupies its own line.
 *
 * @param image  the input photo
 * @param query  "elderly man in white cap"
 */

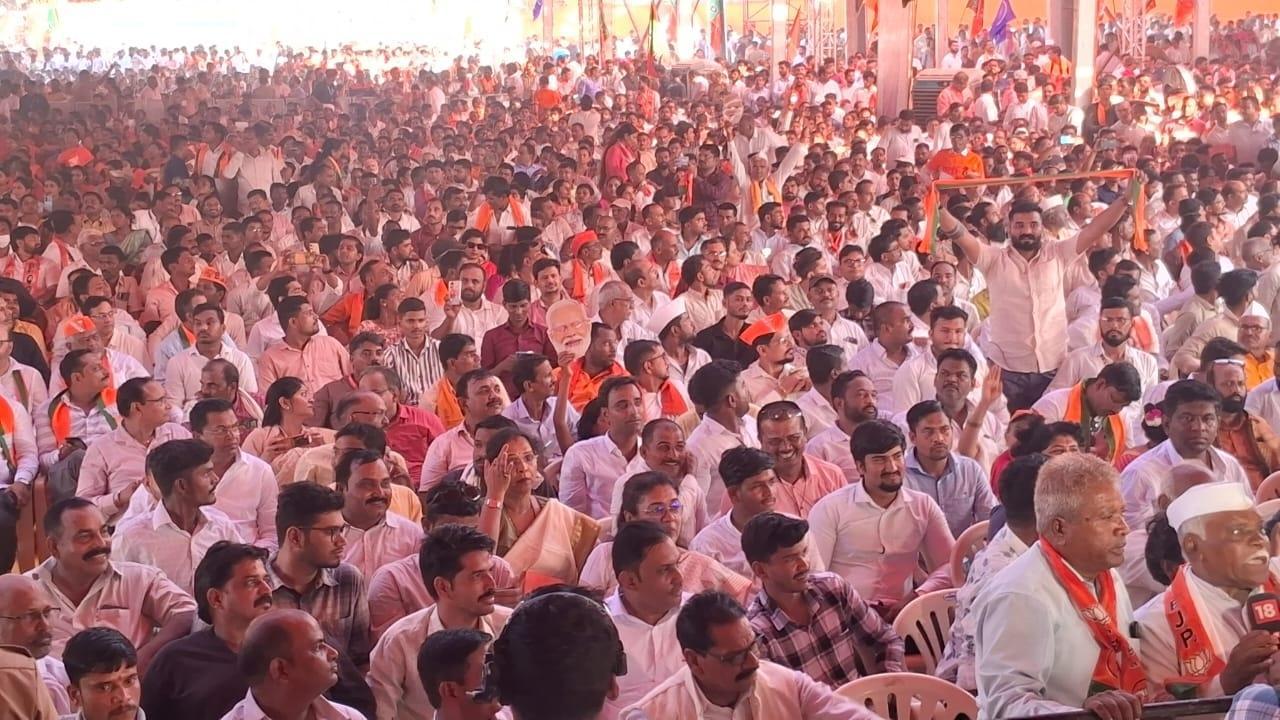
xmin=647 ymin=296 xmax=711 ymax=390
xmin=1135 ymin=482 xmax=1280 ymax=699
xmin=1121 ymin=462 xmax=1216 ymax=608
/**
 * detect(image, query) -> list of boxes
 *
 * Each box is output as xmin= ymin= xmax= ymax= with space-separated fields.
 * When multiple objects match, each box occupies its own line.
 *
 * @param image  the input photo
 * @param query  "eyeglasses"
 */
xmin=466 ymin=242 xmax=487 ymax=250
xmin=203 ymin=424 xmax=240 ymax=437
xmin=705 ymin=639 xmax=759 ymax=667
xmin=1212 ymin=358 xmax=1246 ymax=367
xmin=0 ymin=607 xmax=60 ymax=624
xmin=301 ymin=524 xmax=349 ymax=540
xmin=641 ymin=500 xmax=683 ymax=517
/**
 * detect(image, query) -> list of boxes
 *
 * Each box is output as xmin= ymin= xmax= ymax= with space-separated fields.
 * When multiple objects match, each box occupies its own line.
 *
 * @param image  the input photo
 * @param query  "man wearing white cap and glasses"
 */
xmin=647 ymin=296 xmax=710 ymax=391
xmin=1135 ymin=482 xmax=1280 ymax=699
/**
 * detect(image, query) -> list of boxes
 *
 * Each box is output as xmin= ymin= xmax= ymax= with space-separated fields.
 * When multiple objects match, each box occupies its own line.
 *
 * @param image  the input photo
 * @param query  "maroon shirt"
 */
xmin=385 ymin=403 xmax=445 ymax=481
xmin=479 ymin=321 xmax=557 ymax=397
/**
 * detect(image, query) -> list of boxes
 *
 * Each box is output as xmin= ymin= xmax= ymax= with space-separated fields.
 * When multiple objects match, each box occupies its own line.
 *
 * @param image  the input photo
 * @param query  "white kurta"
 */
xmin=974 ymin=543 xmax=1139 ymax=719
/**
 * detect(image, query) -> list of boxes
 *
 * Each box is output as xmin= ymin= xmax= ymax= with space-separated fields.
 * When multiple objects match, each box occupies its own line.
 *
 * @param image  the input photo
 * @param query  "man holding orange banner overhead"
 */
xmin=934 ymin=178 xmax=1138 ymax=411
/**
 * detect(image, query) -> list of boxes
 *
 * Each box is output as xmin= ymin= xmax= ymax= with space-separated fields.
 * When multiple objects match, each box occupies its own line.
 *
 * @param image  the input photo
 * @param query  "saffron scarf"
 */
xmin=1064 ymin=380 xmax=1126 ymax=462
xmin=1162 ymin=567 xmax=1280 ymax=698
xmin=434 ymin=376 xmax=465 ymax=430
xmin=0 ymin=394 xmax=14 ymax=474
xmin=47 ymin=388 xmax=118 ymax=445
xmin=474 ymin=196 xmax=528 ymax=232
xmin=1040 ymin=541 xmax=1149 ymax=699
xmin=570 ymin=259 xmax=608 ymax=302
xmin=658 ymin=381 xmax=689 ymax=416
xmin=747 ymin=177 xmax=781 ymax=215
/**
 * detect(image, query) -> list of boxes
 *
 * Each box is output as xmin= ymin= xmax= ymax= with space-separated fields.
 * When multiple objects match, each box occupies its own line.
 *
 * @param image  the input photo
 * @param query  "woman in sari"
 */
xmin=242 ymin=376 xmax=335 ymax=483
xmin=578 ymin=471 xmax=753 ymax=602
xmin=478 ymin=427 xmax=599 ymax=586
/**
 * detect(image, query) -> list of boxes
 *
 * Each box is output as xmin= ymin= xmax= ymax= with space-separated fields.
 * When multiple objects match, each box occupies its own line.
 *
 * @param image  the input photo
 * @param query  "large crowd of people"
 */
xmin=1 ymin=11 xmax=1280 ymax=720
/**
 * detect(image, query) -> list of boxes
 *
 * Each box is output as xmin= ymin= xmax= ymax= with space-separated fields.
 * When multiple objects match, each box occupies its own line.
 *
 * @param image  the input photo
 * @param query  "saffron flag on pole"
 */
xmin=1174 ymin=0 xmax=1194 ymax=26
xmin=709 ymin=0 xmax=725 ymax=55
xmin=967 ymin=0 xmax=984 ymax=37
xmin=990 ymin=0 xmax=1015 ymax=45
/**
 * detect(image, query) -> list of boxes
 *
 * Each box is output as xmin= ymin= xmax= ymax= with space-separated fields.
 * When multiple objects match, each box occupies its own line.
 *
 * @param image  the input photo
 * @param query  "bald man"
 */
xmin=220 ymin=610 xmax=363 ymax=720
xmin=0 ymin=574 xmax=70 ymax=713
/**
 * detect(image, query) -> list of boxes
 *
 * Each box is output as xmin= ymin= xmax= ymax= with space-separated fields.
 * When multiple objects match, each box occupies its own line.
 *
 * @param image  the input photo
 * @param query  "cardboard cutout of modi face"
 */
xmin=546 ymin=299 xmax=591 ymax=360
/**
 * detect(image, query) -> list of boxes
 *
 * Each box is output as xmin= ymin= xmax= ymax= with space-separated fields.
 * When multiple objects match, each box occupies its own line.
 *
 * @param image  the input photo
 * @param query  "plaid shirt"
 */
xmin=747 ymin=571 xmax=906 ymax=688
xmin=267 ymin=556 xmax=372 ymax=668
xmin=1229 ymin=685 xmax=1280 ymax=720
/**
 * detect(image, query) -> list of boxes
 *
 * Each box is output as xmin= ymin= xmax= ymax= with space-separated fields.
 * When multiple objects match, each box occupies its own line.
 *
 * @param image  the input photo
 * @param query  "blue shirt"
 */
xmin=903 ymin=448 xmax=995 ymax=538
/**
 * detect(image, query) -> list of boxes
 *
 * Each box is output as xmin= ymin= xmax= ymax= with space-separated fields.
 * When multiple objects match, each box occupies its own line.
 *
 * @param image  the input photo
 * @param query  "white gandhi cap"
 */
xmin=1165 ymin=482 xmax=1256 ymax=533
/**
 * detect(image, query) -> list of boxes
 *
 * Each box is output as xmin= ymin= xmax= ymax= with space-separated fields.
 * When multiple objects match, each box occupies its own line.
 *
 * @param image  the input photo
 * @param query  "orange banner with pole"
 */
xmin=916 ymin=168 xmax=1145 ymax=254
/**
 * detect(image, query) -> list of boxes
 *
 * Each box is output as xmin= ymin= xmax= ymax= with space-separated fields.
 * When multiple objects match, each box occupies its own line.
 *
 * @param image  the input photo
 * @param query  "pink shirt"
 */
xmin=417 ymin=424 xmax=476 ymax=491
xmin=367 ymin=553 xmax=515 ymax=640
xmin=716 ymin=455 xmax=848 ymax=520
xmin=806 ymin=481 xmax=955 ymax=605
xmin=76 ymin=423 xmax=193 ymax=521
xmin=28 ymin=558 xmax=197 ymax=657
xmin=341 ymin=512 xmax=425 ymax=581
xmin=973 ymin=237 xmax=1078 ymax=373
xmin=256 ymin=335 xmax=351 ymax=395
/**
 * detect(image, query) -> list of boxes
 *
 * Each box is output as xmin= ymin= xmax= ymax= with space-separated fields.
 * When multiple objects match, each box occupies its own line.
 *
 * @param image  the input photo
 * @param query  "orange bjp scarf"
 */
xmin=570 ymin=260 xmax=608 ymax=302
xmin=1063 ymin=381 xmax=1126 ymax=462
xmin=1040 ymin=540 xmax=1149 ymax=700
xmin=435 ymin=376 xmax=464 ymax=429
xmin=474 ymin=196 xmax=527 ymax=231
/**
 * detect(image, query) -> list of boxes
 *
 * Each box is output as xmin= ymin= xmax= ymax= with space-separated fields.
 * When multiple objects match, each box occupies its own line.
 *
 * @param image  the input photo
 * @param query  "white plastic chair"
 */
xmin=949 ymin=520 xmax=990 ymax=586
xmin=836 ymin=672 xmax=978 ymax=720
xmin=892 ymin=590 xmax=957 ymax=676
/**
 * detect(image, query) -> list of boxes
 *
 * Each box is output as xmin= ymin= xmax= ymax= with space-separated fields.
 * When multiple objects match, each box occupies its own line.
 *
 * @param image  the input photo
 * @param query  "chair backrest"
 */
xmin=892 ymin=589 xmax=956 ymax=675
xmin=949 ymin=520 xmax=990 ymax=586
xmin=1257 ymin=498 xmax=1280 ymax=523
xmin=836 ymin=672 xmax=978 ymax=720
xmin=1258 ymin=472 xmax=1280 ymax=502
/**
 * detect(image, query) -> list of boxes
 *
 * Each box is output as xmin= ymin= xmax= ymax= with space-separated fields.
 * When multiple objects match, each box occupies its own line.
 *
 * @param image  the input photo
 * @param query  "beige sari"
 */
xmin=500 ymin=497 xmax=600 ymax=584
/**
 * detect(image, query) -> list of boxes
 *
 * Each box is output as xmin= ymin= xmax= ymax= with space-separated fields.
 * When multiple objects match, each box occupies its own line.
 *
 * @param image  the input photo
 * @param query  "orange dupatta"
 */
xmin=658 ymin=381 xmax=689 ymax=416
xmin=474 ymin=197 xmax=528 ymax=231
xmin=1064 ymin=381 xmax=1126 ymax=462
xmin=0 ymin=395 xmax=15 ymax=473
xmin=570 ymin=260 xmax=608 ymax=302
xmin=1040 ymin=541 xmax=1149 ymax=699
xmin=434 ymin=376 xmax=465 ymax=429
xmin=747 ymin=177 xmax=781 ymax=215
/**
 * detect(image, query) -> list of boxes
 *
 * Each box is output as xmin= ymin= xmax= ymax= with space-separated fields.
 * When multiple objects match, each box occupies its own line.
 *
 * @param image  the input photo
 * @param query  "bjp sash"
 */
xmin=474 ymin=197 xmax=527 ymax=232
xmin=747 ymin=177 xmax=781 ymax=215
xmin=570 ymin=260 xmax=608 ymax=302
xmin=177 ymin=324 xmax=196 ymax=349
xmin=1064 ymin=381 xmax=1126 ymax=462
xmin=47 ymin=388 xmax=117 ymax=445
xmin=1040 ymin=541 xmax=1149 ymax=699
xmin=1162 ymin=567 xmax=1280 ymax=698
xmin=1132 ymin=316 xmax=1155 ymax=355
xmin=434 ymin=377 xmax=465 ymax=430
xmin=659 ymin=381 xmax=689 ymax=416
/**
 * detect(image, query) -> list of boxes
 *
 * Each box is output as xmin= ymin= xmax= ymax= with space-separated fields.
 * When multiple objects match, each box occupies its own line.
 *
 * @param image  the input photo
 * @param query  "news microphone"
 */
xmin=1246 ymin=592 xmax=1280 ymax=633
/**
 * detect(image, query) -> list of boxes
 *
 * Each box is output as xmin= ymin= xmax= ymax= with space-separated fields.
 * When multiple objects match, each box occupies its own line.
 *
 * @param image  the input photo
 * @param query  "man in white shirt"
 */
xmin=850 ymin=302 xmax=916 ymax=417
xmin=164 ymin=303 xmax=258 ymax=410
xmin=335 ymin=450 xmax=424 ymax=581
xmin=1050 ymin=297 xmax=1160 ymax=396
xmin=369 ymin=524 xmax=512 ymax=720
xmin=560 ymin=376 xmax=645 ymax=519
xmin=690 ymin=447 xmax=782 ymax=577
xmin=974 ymin=453 xmax=1145 ymax=720
xmin=112 ymin=439 xmax=243 ymax=594
xmin=605 ymin=522 xmax=688 ymax=720
xmin=0 ymin=387 xmax=37 ymax=573
xmin=686 ymin=360 xmax=760 ymax=514
xmin=1121 ymin=379 xmax=1253 ymax=540
xmin=232 ymin=124 xmax=283 ymax=212
xmin=224 ymin=610 xmax=365 ymax=720
xmin=432 ymin=263 xmax=508 ymax=342
xmin=1135 ymin=481 xmax=1276 ymax=700
xmin=806 ymin=370 xmax=879 ymax=484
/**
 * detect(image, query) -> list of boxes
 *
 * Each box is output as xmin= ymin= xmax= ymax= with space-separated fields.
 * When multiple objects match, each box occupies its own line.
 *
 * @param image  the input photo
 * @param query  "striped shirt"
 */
xmin=747 ymin=571 xmax=906 ymax=688
xmin=381 ymin=338 xmax=443 ymax=406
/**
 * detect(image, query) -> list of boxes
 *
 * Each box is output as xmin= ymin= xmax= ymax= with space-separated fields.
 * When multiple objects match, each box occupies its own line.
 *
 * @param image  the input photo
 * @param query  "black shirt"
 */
xmin=140 ymin=627 xmax=376 ymax=720
xmin=693 ymin=318 xmax=756 ymax=368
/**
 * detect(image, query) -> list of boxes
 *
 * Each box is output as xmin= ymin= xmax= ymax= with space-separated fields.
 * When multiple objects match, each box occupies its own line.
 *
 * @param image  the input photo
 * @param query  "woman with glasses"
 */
xmin=579 ymin=471 xmax=752 ymax=603
xmin=242 ymin=376 xmax=334 ymax=482
xmin=477 ymin=427 xmax=599 ymax=585
xmin=355 ymin=283 xmax=403 ymax=345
